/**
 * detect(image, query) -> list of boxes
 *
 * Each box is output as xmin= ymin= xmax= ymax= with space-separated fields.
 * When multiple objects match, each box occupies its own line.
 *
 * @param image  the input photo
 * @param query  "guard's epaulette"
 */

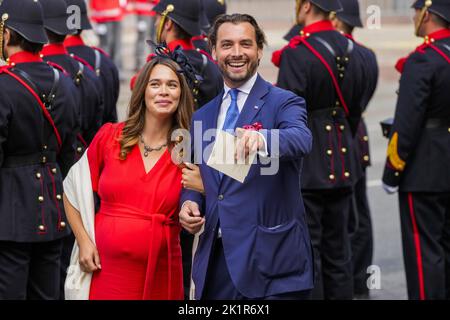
xmin=0 ymin=64 xmax=12 ymax=74
xmin=70 ymin=53 xmax=95 ymax=72
xmin=46 ymin=61 xmax=69 ymax=77
xmin=92 ymin=46 xmax=110 ymax=58
xmin=196 ymin=48 xmax=216 ymax=63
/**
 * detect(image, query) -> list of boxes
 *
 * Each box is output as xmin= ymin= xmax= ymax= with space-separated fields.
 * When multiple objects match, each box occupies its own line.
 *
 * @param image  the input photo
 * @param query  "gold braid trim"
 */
xmin=156 ymin=4 xmax=175 ymax=43
xmin=387 ymin=132 xmax=406 ymax=171
xmin=0 ymin=13 xmax=9 ymax=61
xmin=415 ymin=0 xmax=432 ymax=37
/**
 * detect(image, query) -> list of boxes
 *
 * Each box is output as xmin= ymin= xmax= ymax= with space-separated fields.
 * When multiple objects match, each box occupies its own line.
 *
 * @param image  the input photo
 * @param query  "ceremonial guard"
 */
xmin=276 ymin=0 xmax=366 ymax=299
xmin=131 ymin=0 xmax=223 ymax=109
xmin=89 ymin=0 xmax=126 ymax=74
xmin=0 ymin=0 xmax=77 ymax=299
xmin=332 ymin=0 xmax=379 ymax=299
xmin=41 ymin=0 xmax=105 ymax=151
xmin=64 ymin=0 xmax=120 ymax=124
xmin=191 ymin=0 xmax=227 ymax=53
xmin=382 ymin=0 xmax=450 ymax=300
xmin=127 ymin=0 xmax=159 ymax=70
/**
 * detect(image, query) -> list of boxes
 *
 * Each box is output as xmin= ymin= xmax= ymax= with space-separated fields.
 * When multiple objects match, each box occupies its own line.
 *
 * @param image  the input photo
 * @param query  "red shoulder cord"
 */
xmin=0 ymin=66 xmax=62 ymax=149
xmin=298 ymin=36 xmax=350 ymax=116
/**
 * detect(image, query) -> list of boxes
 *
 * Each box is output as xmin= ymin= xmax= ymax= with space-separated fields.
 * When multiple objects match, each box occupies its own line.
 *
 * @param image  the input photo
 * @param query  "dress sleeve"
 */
xmin=87 ymin=122 xmax=114 ymax=192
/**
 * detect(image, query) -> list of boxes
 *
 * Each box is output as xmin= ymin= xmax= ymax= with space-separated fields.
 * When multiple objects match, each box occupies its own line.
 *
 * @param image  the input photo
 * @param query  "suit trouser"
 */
xmin=202 ymin=238 xmax=311 ymax=300
xmin=303 ymin=188 xmax=353 ymax=300
xmin=180 ymin=230 xmax=194 ymax=300
xmin=399 ymin=191 xmax=450 ymax=300
xmin=349 ymin=170 xmax=373 ymax=295
xmin=0 ymin=239 xmax=63 ymax=300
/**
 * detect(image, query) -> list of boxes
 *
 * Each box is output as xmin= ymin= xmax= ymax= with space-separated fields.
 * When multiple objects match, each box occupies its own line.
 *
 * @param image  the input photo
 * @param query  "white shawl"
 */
xmin=63 ymin=151 xmax=96 ymax=300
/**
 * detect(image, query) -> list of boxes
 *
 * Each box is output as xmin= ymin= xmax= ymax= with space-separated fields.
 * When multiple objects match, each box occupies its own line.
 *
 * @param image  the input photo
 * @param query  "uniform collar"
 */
xmin=424 ymin=28 xmax=450 ymax=43
xmin=302 ymin=20 xmax=335 ymax=37
xmin=342 ymin=32 xmax=354 ymax=41
xmin=41 ymin=43 xmax=69 ymax=57
xmin=7 ymin=51 xmax=43 ymax=66
xmin=64 ymin=35 xmax=85 ymax=47
xmin=167 ymin=38 xmax=194 ymax=51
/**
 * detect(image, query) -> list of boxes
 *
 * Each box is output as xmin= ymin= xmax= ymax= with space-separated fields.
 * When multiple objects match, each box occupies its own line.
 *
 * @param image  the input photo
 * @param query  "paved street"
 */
xmin=89 ymin=2 xmax=423 ymax=300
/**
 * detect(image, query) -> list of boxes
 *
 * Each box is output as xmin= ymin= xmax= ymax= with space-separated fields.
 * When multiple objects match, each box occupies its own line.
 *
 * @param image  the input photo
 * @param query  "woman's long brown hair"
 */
xmin=119 ymin=57 xmax=194 ymax=160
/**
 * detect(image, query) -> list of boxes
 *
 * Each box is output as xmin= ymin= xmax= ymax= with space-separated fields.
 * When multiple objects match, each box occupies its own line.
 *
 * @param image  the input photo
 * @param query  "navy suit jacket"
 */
xmin=180 ymin=75 xmax=314 ymax=299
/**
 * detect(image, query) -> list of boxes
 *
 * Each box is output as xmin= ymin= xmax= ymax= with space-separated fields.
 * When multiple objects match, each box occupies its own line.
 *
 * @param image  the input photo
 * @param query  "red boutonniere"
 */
xmin=243 ymin=122 xmax=263 ymax=131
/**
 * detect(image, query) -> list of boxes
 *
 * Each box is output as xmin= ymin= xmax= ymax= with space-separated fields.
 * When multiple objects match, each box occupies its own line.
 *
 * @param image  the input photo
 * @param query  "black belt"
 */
xmin=425 ymin=118 xmax=450 ymax=129
xmin=2 ymin=152 xmax=57 ymax=168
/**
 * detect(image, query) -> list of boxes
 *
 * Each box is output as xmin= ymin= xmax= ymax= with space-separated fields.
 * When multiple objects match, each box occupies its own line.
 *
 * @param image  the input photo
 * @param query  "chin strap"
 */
xmin=156 ymin=4 xmax=175 ymax=43
xmin=0 ymin=13 xmax=9 ymax=61
xmin=415 ymin=0 xmax=433 ymax=37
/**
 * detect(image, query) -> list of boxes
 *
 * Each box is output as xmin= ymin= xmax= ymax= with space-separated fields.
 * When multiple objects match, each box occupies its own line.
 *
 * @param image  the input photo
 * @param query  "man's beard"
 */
xmin=220 ymin=57 xmax=259 ymax=86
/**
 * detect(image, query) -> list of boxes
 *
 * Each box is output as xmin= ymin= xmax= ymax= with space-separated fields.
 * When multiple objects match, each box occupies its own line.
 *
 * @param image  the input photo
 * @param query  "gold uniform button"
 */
xmin=38 ymin=196 xmax=44 ymax=203
xmin=340 ymin=125 xmax=345 ymax=131
xmin=344 ymin=172 xmax=350 ymax=178
xmin=38 ymin=225 xmax=45 ymax=231
xmin=329 ymin=174 xmax=335 ymax=180
xmin=42 ymin=156 xmax=47 ymax=163
xmin=363 ymin=155 xmax=370 ymax=162
xmin=325 ymin=125 xmax=332 ymax=132
xmin=341 ymin=147 xmax=347 ymax=154
xmin=60 ymin=221 xmax=66 ymax=228
xmin=327 ymin=149 xmax=333 ymax=156
xmin=363 ymin=135 xmax=369 ymax=142
xmin=36 ymin=172 xmax=41 ymax=179
xmin=77 ymin=147 xmax=83 ymax=153
xmin=51 ymin=168 xmax=57 ymax=174
xmin=56 ymin=194 xmax=62 ymax=201
xmin=43 ymin=145 xmax=48 ymax=150
xmin=448 ymin=127 xmax=450 ymax=133
xmin=395 ymin=171 xmax=400 ymax=177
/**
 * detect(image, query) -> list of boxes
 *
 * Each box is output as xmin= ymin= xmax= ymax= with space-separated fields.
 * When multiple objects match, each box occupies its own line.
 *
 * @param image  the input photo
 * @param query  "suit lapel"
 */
xmin=234 ymin=75 xmax=269 ymax=129
xmin=217 ymin=75 xmax=270 ymax=189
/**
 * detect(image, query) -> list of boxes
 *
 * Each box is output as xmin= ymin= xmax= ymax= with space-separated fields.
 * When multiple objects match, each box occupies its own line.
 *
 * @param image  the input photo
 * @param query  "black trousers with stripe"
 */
xmin=303 ymin=188 xmax=354 ymax=299
xmin=399 ymin=192 xmax=450 ymax=300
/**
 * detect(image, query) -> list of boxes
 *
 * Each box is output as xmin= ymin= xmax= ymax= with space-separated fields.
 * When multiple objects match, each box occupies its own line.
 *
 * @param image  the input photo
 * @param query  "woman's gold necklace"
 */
xmin=139 ymin=134 xmax=167 ymax=157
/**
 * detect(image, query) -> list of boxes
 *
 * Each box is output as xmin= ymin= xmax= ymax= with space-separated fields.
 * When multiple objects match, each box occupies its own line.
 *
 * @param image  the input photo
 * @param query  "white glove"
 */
xmin=382 ymin=182 xmax=398 ymax=194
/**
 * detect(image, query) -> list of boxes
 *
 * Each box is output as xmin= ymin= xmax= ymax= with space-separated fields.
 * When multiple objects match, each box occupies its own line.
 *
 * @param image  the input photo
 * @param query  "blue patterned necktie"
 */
xmin=222 ymin=88 xmax=240 ymax=131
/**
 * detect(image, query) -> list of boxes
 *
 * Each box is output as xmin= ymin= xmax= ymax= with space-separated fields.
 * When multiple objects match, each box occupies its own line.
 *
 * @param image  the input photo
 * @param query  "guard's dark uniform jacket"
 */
xmin=383 ymin=29 xmax=450 ymax=192
xmin=131 ymin=39 xmax=223 ymax=109
xmin=64 ymin=35 xmax=120 ymax=124
xmin=382 ymin=28 xmax=450 ymax=300
xmin=0 ymin=51 xmax=78 ymax=243
xmin=350 ymin=33 xmax=378 ymax=170
xmin=277 ymin=20 xmax=365 ymax=190
xmin=41 ymin=43 xmax=105 ymax=154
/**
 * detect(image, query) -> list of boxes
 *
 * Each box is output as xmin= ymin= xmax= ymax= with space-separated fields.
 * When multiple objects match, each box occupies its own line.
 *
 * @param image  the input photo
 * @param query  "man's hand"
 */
xmin=182 ymin=163 xmax=205 ymax=194
xmin=179 ymin=201 xmax=205 ymax=234
xmin=235 ymin=128 xmax=265 ymax=163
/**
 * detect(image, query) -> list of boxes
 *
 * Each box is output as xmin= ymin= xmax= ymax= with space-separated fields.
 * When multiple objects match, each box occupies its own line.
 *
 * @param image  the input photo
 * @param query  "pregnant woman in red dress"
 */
xmin=64 ymin=54 xmax=195 ymax=299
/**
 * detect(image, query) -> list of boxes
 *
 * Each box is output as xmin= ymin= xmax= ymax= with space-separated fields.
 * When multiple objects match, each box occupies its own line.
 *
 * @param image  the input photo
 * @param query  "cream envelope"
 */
xmin=207 ymin=130 xmax=257 ymax=183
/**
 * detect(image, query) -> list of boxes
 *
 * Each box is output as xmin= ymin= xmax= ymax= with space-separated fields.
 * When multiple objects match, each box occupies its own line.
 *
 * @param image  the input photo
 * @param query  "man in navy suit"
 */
xmin=179 ymin=13 xmax=314 ymax=300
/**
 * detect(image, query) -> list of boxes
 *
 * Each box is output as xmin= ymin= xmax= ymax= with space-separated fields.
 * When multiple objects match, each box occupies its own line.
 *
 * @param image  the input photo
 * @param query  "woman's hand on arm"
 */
xmin=181 ymin=163 xmax=205 ymax=194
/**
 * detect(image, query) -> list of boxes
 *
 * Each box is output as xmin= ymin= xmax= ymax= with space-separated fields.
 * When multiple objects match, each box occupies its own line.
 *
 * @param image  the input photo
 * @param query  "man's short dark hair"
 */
xmin=208 ymin=13 xmax=267 ymax=50
xmin=7 ymin=29 xmax=43 ymax=54
xmin=46 ymin=30 xmax=66 ymax=44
